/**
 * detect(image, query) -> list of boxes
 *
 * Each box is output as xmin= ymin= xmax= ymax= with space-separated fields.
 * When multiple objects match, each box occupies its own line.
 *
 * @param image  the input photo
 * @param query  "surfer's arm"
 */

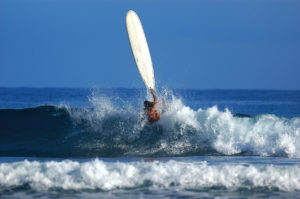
xmin=150 ymin=88 xmax=157 ymax=105
xmin=148 ymin=88 xmax=161 ymax=123
xmin=150 ymin=89 xmax=166 ymax=109
xmin=156 ymin=99 xmax=166 ymax=109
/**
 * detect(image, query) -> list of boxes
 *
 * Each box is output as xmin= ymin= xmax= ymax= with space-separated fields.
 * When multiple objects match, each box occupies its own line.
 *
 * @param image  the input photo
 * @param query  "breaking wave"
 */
xmin=0 ymin=92 xmax=299 ymax=158
xmin=0 ymin=158 xmax=299 ymax=192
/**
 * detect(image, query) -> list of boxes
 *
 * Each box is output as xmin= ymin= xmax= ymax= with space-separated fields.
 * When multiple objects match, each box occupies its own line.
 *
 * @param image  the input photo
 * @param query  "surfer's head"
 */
xmin=144 ymin=101 xmax=154 ymax=109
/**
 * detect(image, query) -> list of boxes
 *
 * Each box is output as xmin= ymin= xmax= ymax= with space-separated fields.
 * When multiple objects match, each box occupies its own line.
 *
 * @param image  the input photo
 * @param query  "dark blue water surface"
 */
xmin=0 ymin=87 xmax=300 ymax=198
xmin=1 ymin=87 xmax=299 ymax=117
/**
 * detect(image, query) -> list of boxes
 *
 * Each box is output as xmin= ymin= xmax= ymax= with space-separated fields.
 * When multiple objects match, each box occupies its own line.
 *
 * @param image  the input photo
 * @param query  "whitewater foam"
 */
xmin=198 ymin=106 xmax=300 ymax=157
xmin=60 ymin=91 xmax=300 ymax=158
xmin=0 ymin=159 xmax=299 ymax=191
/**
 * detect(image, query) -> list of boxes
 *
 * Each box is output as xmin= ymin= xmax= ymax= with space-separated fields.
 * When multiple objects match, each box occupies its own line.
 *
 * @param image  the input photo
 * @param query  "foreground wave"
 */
xmin=0 ymin=95 xmax=300 ymax=158
xmin=0 ymin=158 xmax=299 ymax=192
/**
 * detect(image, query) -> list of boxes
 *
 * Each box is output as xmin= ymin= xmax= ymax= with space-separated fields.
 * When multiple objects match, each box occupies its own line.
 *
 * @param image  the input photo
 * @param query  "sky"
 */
xmin=0 ymin=0 xmax=299 ymax=89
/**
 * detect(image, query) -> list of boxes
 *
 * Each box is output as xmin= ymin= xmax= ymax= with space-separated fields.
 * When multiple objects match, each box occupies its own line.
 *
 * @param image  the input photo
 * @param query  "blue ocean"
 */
xmin=0 ymin=87 xmax=300 ymax=198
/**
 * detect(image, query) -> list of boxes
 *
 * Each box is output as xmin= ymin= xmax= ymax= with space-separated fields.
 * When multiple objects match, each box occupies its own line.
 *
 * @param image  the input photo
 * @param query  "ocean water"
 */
xmin=0 ymin=87 xmax=300 ymax=198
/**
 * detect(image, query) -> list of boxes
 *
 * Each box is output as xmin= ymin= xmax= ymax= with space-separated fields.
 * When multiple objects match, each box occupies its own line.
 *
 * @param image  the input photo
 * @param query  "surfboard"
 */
xmin=126 ymin=10 xmax=155 ymax=90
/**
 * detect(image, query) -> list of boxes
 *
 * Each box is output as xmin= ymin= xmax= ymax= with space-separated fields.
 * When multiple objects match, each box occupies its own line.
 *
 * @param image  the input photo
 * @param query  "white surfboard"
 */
xmin=126 ymin=10 xmax=155 ymax=90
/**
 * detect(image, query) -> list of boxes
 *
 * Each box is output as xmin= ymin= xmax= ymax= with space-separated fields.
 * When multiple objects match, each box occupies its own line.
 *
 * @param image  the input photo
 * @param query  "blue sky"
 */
xmin=0 ymin=0 xmax=299 ymax=89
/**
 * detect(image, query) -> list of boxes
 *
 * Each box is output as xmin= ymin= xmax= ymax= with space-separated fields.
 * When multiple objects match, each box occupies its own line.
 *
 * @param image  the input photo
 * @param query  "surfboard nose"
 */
xmin=126 ymin=10 xmax=137 ymax=21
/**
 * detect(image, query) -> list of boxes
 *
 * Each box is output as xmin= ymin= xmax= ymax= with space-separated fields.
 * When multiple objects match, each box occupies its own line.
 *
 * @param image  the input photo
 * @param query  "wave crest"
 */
xmin=0 ymin=92 xmax=299 ymax=158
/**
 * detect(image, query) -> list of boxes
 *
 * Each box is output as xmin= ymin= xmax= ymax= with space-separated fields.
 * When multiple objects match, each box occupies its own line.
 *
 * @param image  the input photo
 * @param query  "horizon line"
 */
xmin=0 ymin=86 xmax=299 ymax=91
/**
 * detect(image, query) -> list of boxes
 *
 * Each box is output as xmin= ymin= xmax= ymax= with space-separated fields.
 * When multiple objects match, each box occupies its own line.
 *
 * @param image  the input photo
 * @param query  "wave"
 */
xmin=0 ymin=158 xmax=299 ymax=192
xmin=0 ymin=93 xmax=299 ymax=158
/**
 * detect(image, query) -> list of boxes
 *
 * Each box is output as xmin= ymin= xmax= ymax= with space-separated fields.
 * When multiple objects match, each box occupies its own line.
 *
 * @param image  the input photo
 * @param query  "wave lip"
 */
xmin=0 ymin=159 xmax=299 ymax=192
xmin=197 ymin=106 xmax=300 ymax=158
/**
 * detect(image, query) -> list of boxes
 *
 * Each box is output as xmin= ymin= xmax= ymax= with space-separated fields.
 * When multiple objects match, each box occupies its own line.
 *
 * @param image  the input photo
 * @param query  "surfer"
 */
xmin=127 ymin=11 xmax=164 ymax=123
xmin=144 ymin=88 xmax=166 ymax=124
